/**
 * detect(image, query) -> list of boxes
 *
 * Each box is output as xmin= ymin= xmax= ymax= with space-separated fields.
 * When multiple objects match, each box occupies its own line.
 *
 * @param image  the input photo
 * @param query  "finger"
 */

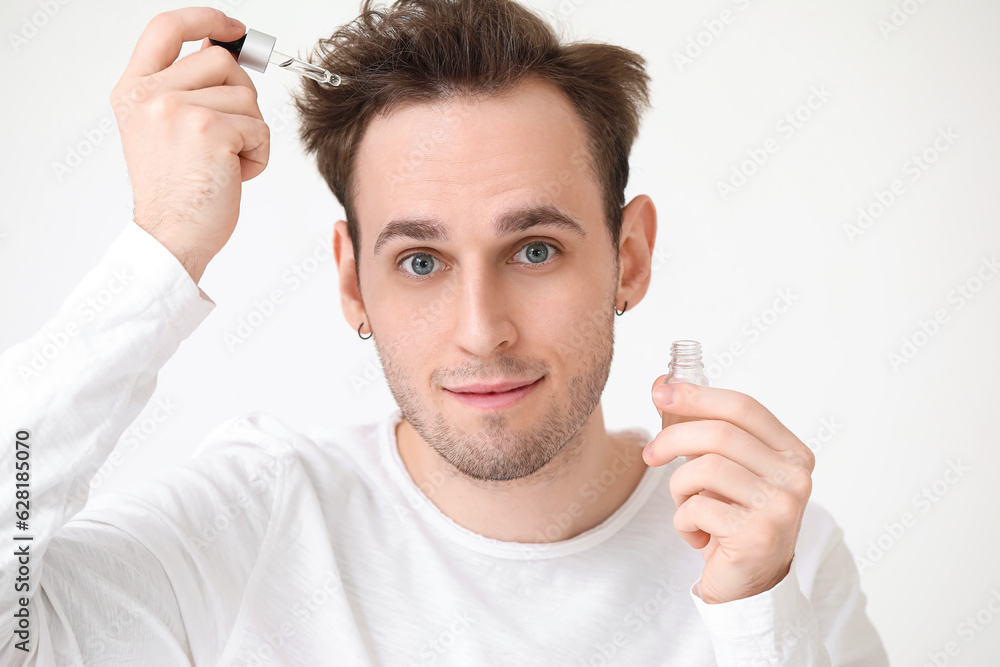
xmin=650 ymin=374 xmax=668 ymax=418
xmin=645 ymin=419 xmax=784 ymax=475
xmin=684 ymin=529 xmax=712 ymax=551
xmin=652 ymin=382 xmax=802 ymax=455
xmin=126 ymin=8 xmax=246 ymax=77
xmin=218 ymin=112 xmax=270 ymax=179
xmin=191 ymin=110 xmax=270 ymax=178
xmin=156 ymin=43 xmax=258 ymax=93
xmin=166 ymin=85 xmax=264 ymax=121
xmin=673 ymin=493 xmax=746 ymax=543
xmin=669 ymin=453 xmax=777 ymax=512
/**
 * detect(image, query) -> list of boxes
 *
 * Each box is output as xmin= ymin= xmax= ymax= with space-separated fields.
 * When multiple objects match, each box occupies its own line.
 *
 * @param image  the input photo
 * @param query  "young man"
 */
xmin=0 ymin=1 xmax=889 ymax=664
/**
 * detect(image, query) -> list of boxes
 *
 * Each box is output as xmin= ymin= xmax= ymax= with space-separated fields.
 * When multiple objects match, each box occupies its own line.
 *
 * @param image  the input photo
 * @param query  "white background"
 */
xmin=2 ymin=0 xmax=999 ymax=664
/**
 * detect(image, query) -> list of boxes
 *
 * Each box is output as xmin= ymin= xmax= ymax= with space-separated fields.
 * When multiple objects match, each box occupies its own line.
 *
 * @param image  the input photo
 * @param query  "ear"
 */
xmin=333 ymin=219 xmax=367 ymax=332
xmin=615 ymin=194 xmax=657 ymax=311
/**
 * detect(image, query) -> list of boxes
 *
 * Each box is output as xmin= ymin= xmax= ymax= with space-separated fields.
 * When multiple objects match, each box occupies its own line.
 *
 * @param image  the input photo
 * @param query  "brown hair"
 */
xmin=292 ymin=0 xmax=651 ymax=271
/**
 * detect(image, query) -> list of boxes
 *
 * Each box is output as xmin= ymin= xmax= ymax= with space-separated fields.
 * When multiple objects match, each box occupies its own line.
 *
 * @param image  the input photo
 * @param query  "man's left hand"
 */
xmin=644 ymin=378 xmax=816 ymax=605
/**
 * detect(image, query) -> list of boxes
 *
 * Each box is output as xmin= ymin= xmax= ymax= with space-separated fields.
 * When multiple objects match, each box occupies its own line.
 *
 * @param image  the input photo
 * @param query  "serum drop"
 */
xmin=661 ymin=340 xmax=709 ymax=429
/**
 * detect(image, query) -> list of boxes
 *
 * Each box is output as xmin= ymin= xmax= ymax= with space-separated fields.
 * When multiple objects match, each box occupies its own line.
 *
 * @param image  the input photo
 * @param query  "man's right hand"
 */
xmin=110 ymin=7 xmax=270 ymax=284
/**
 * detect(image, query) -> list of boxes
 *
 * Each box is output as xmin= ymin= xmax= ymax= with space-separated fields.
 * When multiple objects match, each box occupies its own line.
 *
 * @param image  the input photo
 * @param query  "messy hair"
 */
xmin=292 ymin=0 xmax=651 ymax=270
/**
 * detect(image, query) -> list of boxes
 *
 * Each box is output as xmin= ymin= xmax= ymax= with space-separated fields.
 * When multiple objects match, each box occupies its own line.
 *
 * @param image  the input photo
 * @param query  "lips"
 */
xmin=446 ymin=379 xmax=540 ymax=394
xmin=444 ymin=377 xmax=542 ymax=410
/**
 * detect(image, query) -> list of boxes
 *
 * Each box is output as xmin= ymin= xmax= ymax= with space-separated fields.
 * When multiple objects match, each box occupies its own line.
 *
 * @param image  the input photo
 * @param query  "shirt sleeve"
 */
xmin=0 ymin=220 xmax=216 ymax=665
xmin=689 ymin=506 xmax=891 ymax=666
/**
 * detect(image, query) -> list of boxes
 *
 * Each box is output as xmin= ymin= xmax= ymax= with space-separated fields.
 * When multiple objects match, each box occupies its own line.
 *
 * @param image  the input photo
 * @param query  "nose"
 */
xmin=451 ymin=264 xmax=518 ymax=358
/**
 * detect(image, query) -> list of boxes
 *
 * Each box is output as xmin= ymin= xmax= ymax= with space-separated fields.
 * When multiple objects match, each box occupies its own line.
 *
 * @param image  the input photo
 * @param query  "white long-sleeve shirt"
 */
xmin=0 ymin=220 xmax=890 ymax=666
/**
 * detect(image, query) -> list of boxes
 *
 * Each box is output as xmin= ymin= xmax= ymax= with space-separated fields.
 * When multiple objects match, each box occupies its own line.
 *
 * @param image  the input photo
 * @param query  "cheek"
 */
xmin=369 ymin=276 xmax=455 ymax=335
xmin=371 ymin=295 xmax=454 ymax=370
xmin=532 ymin=292 xmax=611 ymax=360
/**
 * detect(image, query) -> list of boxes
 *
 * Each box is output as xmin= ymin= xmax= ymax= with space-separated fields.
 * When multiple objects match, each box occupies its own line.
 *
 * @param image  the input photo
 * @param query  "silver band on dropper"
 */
xmin=236 ymin=28 xmax=276 ymax=73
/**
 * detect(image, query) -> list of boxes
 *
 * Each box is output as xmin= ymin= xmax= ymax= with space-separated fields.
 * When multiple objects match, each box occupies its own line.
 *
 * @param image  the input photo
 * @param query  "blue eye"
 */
xmin=514 ymin=241 xmax=554 ymax=264
xmin=402 ymin=253 xmax=437 ymax=277
xmin=396 ymin=241 xmax=560 ymax=280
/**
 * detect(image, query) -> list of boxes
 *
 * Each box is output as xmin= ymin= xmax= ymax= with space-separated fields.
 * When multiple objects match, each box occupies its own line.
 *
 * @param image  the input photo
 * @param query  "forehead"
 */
xmin=351 ymin=77 xmax=601 ymax=255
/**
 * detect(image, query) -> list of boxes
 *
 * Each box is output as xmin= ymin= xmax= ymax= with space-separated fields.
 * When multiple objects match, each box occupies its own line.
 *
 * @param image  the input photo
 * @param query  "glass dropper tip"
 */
xmin=312 ymin=71 xmax=343 ymax=86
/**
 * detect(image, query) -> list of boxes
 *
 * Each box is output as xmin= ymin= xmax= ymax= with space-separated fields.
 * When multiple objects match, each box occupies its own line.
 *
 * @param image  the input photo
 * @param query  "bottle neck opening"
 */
xmin=669 ymin=339 xmax=703 ymax=367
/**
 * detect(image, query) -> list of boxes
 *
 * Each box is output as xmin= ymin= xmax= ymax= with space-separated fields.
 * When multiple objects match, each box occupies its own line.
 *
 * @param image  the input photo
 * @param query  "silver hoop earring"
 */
xmin=358 ymin=322 xmax=373 ymax=340
xmin=615 ymin=301 xmax=628 ymax=316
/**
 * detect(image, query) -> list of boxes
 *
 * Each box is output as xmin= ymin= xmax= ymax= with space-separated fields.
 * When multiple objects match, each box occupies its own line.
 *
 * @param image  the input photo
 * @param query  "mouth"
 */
xmin=443 ymin=377 xmax=543 ymax=410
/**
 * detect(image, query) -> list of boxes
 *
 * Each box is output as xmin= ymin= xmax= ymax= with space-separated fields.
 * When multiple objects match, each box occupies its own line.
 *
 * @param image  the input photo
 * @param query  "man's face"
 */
xmin=351 ymin=78 xmax=620 ymax=482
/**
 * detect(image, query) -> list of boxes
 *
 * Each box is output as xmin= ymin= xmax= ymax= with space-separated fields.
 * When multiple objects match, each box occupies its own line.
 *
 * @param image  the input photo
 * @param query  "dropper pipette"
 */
xmin=210 ymin=28 xmax=342 ymax=87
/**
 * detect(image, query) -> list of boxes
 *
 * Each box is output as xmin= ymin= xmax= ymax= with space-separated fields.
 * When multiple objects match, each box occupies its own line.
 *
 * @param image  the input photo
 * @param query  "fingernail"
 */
xmin=229 ymin=16 xmax=246 ymax=30
xmin=642 ymin=442 xmax=653 ymax=463
xmin=653 ymin=383 xmax=675 ymax=406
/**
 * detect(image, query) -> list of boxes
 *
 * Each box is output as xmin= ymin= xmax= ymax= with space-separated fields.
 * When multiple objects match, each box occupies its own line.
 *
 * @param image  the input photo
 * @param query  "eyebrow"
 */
xmin=372 ymin=205 xmax=587 ymax=258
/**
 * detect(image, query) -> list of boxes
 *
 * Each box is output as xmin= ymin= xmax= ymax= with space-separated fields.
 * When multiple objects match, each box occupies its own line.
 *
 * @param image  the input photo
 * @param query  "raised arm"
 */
xmin=0 ymin=7 xmax=269 ymax=663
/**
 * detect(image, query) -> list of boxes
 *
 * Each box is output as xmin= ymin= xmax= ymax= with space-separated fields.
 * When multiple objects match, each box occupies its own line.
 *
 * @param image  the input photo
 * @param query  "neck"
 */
xmin=395 ymin=402 xmax=650 ymax=543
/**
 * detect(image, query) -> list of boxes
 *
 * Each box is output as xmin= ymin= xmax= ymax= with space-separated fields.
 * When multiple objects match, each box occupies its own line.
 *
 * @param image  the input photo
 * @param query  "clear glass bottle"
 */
xmin=661 ymin=340 xmax=709 ymax=428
